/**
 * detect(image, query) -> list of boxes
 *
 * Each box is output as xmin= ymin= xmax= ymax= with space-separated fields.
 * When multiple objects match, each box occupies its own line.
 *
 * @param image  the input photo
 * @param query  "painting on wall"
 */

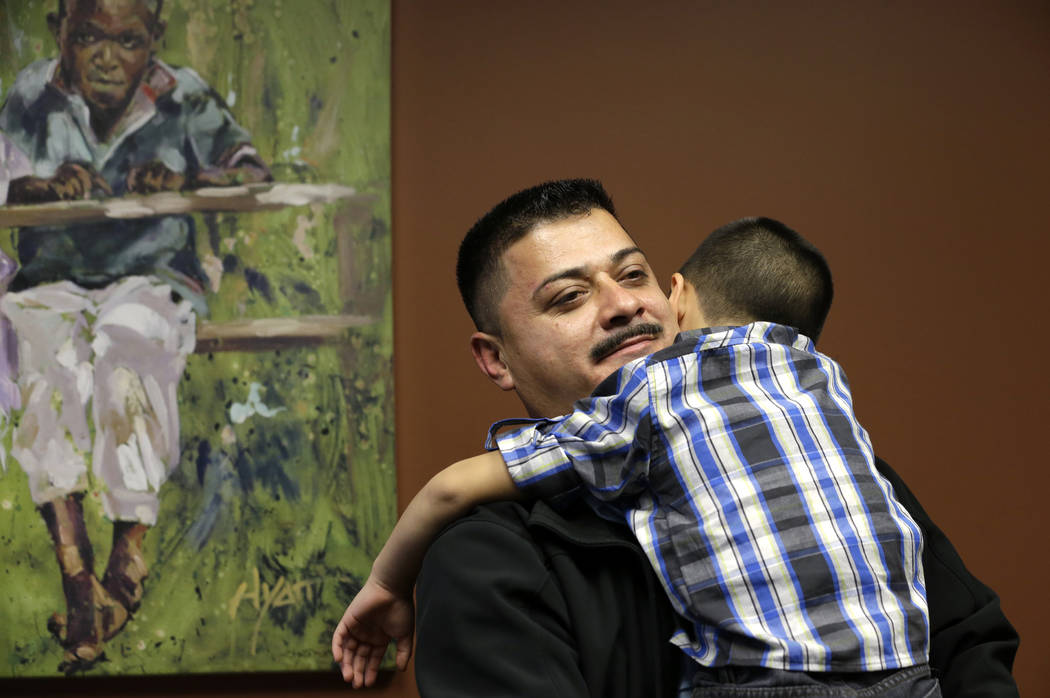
xmin=0 ymin=0 xmax=394 ymax=677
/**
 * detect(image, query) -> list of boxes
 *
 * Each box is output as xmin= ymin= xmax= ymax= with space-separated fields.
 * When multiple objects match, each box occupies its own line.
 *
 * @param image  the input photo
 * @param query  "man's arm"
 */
xmin=875 ymin=457 xmax=1020 ymax=697
xmin=331 ymin=452 xmax=519 ymax=687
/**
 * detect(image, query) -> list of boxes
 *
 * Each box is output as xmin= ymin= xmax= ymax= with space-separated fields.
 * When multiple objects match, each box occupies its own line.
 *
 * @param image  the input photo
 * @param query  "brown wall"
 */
xmin=9 ymin=1 xmax=1047 ymax=695
xmin=392 ymin=1 xmax=1048 ymax=693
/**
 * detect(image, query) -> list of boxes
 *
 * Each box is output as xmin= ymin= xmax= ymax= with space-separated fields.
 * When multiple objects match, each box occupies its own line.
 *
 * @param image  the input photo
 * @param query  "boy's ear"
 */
xmin=668 ymin=273 xmax=691 ymax=327
xmin=470 ymin=332 xmax=515 ymax=392
xmin=669 ymin=272 xmax=706 ymax=331
xmin=46 ymin=12 xmax=61 ymax=40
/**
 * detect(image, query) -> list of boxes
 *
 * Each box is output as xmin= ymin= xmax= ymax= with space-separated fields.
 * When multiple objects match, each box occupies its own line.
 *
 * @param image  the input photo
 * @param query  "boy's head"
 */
xmin=670 ymin=217 xmax=833 ymax=342
xmin=49 ymin=0 xmax=165 ymax=116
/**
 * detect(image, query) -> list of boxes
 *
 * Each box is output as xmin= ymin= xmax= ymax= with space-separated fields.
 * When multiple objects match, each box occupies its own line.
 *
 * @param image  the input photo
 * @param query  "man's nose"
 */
xmin=596 ymin=277 xmax=644 ymax=327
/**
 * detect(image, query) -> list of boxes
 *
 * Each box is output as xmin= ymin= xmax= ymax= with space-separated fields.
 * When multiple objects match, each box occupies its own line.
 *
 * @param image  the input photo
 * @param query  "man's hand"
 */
xmin=7 ymin=163 xmax=113 ymax=203
xmin=126 ymin=160 xmax=186 ymax=194
xmin=331 ymin=575 xmax=414 ymax=689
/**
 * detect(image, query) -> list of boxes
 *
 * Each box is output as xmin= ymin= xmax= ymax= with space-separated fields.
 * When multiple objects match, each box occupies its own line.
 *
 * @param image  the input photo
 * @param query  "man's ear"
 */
xmin=152 ymin=19 xmax=167 ymax=42
xmin=470 ymin=332 xmax=515 ymax=392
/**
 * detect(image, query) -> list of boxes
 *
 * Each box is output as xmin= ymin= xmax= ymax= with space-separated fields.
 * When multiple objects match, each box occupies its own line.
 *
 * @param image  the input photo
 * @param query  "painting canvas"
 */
xmin=0 ymin=0 xmax=393 ymax=677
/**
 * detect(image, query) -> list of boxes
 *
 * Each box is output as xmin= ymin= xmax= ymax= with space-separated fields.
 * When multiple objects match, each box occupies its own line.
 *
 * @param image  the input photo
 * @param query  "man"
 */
xmin=413 ymin=179 xmax=1019 ymax=697
xmin=0 ymin=0 xmax=270 ymax=671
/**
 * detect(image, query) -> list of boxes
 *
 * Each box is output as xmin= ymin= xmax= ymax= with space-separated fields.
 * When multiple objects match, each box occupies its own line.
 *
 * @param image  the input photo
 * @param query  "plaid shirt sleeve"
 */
xmin=493 ymin=357 xmax=654 ymax=508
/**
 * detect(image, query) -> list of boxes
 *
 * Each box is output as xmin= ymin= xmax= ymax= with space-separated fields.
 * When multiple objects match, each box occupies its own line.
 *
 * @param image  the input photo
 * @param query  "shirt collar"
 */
xmin=483 ymin=323 xmax=817 ymax=446
xmin=677 ymin=321 xmax=815 ymax=353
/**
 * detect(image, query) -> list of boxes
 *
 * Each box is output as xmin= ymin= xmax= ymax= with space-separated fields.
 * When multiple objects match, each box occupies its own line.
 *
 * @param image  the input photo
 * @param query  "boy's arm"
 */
xmin=496 ymin=359 xmax=654 ymax=509
xmin=332 ymin=451 xmax=519 ymax=687
xmin=373 ymin=451 xmax=520 ymax=592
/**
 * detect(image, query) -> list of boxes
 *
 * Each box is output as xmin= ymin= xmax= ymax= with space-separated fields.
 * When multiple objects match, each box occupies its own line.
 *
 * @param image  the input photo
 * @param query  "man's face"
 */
xmin=482 ymin=208 xmax=675 ymax=417
xmin=53 ymin=0 xmax=158 ymax=112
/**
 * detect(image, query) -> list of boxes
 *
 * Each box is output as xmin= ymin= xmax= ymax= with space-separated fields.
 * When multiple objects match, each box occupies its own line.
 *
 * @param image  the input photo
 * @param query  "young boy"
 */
xmin=333 ymin=217 xmax=937 ymax=695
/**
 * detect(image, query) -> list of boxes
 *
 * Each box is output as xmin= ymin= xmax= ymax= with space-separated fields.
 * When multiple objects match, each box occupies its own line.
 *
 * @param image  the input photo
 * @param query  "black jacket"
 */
xmin=414 ymin=457 xmax=1019 ymax=697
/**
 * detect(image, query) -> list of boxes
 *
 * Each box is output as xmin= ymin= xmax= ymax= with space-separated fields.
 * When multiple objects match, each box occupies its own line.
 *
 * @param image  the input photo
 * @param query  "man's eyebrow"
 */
xmin=532 ymin=246 xmax=646 ymax=299
xmin=610 ymin=246 xmax=646 ymax=265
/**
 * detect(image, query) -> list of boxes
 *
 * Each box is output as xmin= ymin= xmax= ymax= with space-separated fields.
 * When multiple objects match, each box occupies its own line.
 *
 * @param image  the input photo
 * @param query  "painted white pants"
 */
xmin=1 ymin=276 xmax=195 ymax=524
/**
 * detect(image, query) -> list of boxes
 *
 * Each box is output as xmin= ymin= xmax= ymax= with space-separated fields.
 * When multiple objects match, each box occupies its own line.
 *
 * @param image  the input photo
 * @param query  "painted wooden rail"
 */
xmin=0 ymin=183 xmax=380 ymax=353
xmin=0 ymin=182 xmax=359 ymax=227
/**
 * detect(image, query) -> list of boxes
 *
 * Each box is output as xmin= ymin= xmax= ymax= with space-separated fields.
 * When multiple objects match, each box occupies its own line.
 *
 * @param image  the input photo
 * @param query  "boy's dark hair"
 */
xmin=456 ymin=178 xmax=617 ymax=334
xmin=57 ymin=0 xmax=164 ymax=23
xmin=678 ymin=217 xmax=833 ymax=342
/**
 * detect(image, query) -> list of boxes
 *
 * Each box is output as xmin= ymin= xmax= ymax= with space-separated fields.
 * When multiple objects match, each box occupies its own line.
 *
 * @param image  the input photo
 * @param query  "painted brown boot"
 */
xmin=47 ymin=574 xmax=130 ymax=644
xmin=56 ymin=570 xmax=104 ymax=671
xmin=101 ymin=521 xmax=149 ymax=613
xmin=39 ymin=494 xmax=118 ymax=672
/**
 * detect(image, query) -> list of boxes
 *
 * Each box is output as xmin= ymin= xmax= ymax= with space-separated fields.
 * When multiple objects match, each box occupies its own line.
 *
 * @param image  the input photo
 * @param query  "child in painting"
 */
xmin=0 ymin=0 xmax=269 ymax=671
xmin=333 ymin=218 xmax=939 ymax=696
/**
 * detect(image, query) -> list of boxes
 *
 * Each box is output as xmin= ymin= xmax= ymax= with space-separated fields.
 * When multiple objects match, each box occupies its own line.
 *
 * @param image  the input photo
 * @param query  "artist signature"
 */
xmin=227 ymin=566 xmax=325 ymax=655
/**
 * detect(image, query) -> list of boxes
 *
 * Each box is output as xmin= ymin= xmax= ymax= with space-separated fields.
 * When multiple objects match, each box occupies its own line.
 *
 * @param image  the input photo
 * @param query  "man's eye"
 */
xmin=621 ymin=268 xmax=648 ymax=283
xmin=553 ymin=290 xmax=584 ymax=306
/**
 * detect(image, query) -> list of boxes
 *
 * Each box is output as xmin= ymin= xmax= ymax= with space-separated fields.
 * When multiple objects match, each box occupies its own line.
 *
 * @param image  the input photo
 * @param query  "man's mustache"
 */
xmin=590 ymin=323 xmax=663 ymax=363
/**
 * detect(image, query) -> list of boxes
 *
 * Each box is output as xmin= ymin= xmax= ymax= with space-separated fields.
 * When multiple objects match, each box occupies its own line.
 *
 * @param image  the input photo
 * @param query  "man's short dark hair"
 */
xmin=678 ymin=217 xmax=833 ymax=342
xmin=456 ymin=179 xmax=617 ymax=334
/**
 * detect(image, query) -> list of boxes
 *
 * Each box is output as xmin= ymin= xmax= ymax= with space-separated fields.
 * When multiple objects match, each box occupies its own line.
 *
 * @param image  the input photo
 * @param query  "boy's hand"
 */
xmin=7 ymin=163 xmax=112 ymax=203
xmin=331 ymin=576 xmax=414 ymax=688
xmin=126 ymin=160 xmax=186 ymax=194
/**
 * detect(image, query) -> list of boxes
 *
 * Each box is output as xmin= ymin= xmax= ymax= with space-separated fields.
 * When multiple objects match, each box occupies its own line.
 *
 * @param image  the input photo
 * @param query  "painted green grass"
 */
xmin=0 ymin=0 xmax=393 ymax=677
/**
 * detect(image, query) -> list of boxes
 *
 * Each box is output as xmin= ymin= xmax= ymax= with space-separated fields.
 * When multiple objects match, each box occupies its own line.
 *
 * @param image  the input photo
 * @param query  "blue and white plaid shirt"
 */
xmin=491 ymin=322 xmax=929 ymax=672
